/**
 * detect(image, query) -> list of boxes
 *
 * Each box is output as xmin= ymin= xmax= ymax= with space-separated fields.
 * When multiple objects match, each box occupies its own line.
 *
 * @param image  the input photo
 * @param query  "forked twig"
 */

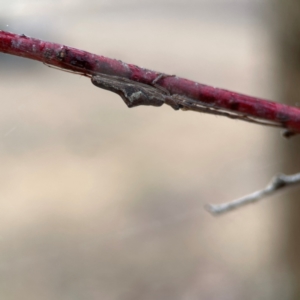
xmin=206 ymin=172 xmax=300 ymax=215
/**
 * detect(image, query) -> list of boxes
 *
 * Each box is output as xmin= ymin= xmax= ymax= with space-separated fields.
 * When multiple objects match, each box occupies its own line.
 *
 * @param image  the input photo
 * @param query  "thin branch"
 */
xmin=206 ymin=172 xmax=300 ymax=215
xmin=2 ymin=30 xmax=300 ymax=214
xmin=1 ymin=30 xmax=300 ymax=133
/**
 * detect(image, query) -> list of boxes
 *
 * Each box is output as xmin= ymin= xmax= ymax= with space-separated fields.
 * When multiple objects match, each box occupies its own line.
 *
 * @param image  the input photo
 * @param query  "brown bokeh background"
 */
xmin=0 ymin=1 xmax=294 ymax=299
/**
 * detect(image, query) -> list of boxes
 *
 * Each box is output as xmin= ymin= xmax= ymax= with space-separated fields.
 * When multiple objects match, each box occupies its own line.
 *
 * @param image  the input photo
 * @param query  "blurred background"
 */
xmin=0 ymin=0 xmax=299 ymax=299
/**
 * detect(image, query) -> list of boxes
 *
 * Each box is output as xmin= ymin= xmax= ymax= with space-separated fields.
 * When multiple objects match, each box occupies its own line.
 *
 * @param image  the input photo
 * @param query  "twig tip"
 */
xmin=204 ymin=204 xmax=222 ymax=216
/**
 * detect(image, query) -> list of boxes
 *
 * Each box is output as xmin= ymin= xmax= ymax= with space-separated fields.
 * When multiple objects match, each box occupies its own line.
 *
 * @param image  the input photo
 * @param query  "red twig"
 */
xmin=1 ymin=30 xmax=300 ymax=133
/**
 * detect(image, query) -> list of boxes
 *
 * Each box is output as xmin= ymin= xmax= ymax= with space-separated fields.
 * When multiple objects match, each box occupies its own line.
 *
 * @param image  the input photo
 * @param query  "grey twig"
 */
xmin=206 ymin=172 xmax=300 ymax=215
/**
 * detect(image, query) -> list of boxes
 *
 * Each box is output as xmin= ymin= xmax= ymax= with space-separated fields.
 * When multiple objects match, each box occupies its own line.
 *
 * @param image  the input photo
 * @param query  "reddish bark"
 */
xmin=1 ymin=30 xmax=300 ymax=133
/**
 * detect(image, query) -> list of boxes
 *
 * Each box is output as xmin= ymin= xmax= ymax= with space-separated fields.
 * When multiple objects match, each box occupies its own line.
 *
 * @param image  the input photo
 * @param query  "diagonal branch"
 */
xmin=1 ymin=30 xmax=300 ymax=133
xmin=206 ymin=172 xmax=300 ymax=215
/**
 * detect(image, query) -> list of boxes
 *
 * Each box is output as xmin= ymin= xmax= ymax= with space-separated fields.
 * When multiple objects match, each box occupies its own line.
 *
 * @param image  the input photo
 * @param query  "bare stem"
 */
xmin=2 ymin=30 xmax=300 ymax=133
xmin=206 ymin=172 xmax=300 ymax=215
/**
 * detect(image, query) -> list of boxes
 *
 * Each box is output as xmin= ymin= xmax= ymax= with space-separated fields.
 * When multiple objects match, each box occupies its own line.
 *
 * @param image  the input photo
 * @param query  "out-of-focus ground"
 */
xmin=0 ymin=1 xmax=293 ymax=299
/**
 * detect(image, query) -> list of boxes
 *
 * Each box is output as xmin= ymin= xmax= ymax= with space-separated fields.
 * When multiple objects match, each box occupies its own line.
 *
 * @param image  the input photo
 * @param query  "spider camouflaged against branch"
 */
xmin=1 ymin=30 xmax=300 ymax=214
